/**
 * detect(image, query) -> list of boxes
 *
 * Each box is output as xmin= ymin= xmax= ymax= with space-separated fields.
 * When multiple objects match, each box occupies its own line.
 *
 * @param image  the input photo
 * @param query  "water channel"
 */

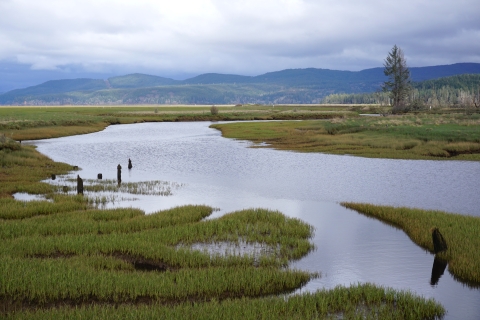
xmin=28 ymin=121 xmax=480 ymax=319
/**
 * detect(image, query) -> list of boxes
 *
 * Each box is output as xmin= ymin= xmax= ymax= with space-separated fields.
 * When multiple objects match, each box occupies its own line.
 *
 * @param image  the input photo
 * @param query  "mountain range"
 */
xmin=1 ymin=63 xmax=479 ymax=105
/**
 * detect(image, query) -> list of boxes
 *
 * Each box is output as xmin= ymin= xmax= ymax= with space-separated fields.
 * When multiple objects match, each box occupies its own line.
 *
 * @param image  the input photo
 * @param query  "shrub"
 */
xmin=0 ymin=135 xmax=21 ymax=151
xmin=210 ymin=105 xmax=219 ymax=115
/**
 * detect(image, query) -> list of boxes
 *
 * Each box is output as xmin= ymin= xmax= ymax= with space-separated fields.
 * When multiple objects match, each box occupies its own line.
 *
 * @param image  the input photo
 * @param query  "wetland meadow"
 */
xmin=1 ymin=105 xmax=480 ymax=319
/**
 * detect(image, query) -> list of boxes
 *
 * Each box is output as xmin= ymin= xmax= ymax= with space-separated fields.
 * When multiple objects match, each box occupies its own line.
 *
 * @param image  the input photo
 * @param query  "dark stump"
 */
xmin=77 ymin=175 xmax=83 ymax=195
xmin=432 ymin=228 xmax=448 ymax=254
xmin=117 ymin=164 xmax=122 ymax=182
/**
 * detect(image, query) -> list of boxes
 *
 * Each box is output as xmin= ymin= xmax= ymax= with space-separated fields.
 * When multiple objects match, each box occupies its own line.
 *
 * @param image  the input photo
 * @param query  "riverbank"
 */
xmin=0 ymin=135 xmax=446 ymax=319
xmin=341 ymin=202 xmax=480 ymax=286
xmin=5 ymin=105 xmax=479 ymax=161
xmin=211 ymin=113 xmax=480 ymax=160
xmin=0 ymin=105 xmax=354 ymax=141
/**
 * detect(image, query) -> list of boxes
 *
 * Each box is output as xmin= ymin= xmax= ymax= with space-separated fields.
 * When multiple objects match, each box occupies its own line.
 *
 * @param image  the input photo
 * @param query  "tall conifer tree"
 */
xmin=383 ymin=45 xmax=411 ymax=112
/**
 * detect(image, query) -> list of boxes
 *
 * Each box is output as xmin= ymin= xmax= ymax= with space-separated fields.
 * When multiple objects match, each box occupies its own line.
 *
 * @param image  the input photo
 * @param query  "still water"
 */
xmin=30 ymin=122 xmax=480 ymax=319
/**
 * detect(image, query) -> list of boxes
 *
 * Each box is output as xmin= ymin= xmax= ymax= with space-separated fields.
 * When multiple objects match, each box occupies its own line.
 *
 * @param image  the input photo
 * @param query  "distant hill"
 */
xmin=413 ymin=73 xmax=480 ymax=90
xmin=1 ymin=63 xmax=479 ymax=105
xmin=182 ymin=73 xmax=253 ymax=85
xmin=107 ymin=73 xmax=179 ymax=88
xmin=410 ymin=63 xmax=480 ymax=81
xmin=2 ymin=78 xmax=108 ymax=96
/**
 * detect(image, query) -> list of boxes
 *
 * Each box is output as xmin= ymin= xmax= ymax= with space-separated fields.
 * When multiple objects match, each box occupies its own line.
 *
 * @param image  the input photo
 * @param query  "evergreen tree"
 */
xmin=383 ymin=45 xmax=411 ymax=112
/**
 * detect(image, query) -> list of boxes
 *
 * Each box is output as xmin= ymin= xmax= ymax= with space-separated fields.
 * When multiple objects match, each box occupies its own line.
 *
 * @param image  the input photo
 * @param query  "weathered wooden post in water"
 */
xmin=128 ymin=158 xmax=132 ymax=169
xmin=432 ymin=227 xmax=448 ymax=253
xmin=77 ymin=175 xmax=83 ymax=194
xmin=51 ymin=174 xmax=56 ymax=180
xmin=117 ymin=164 xmax=122 ymax=182
xmin=98 ymin=173 xmax=102 ymax=179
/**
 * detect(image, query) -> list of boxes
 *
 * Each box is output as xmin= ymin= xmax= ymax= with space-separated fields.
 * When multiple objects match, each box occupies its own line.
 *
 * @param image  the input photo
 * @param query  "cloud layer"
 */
xmin=1 ymin=0 xmax=479 ymax=78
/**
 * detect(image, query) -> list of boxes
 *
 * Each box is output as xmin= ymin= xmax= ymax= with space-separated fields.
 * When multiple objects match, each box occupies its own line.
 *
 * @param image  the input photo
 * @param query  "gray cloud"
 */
xmin=0 ymin=0 xmax=479 ymax=79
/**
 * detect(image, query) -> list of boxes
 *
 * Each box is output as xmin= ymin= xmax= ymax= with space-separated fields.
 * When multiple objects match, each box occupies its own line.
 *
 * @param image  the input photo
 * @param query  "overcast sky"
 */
xmin=1 ymin=0 xmax=479 ymax=80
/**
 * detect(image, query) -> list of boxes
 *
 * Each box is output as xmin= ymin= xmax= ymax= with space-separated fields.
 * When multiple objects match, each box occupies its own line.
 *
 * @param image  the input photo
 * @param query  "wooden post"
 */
xmin=432 ymin=228 xmax=448 ymax=253
xmin=77 ymin=175 xmax=83 ymax=194
xmin=117 ymin=164 xmax=122 ymax=182
xmin=51 ymin=174 xmax=56 ymax=180
xmin=128 ymin=158 xmax=132 ymax=169
xmin=98 ymin=173 xmax=102 ymax=179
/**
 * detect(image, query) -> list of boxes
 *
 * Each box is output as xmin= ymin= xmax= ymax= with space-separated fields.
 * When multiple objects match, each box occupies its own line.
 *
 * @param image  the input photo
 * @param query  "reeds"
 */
xmin=59 ymin=178 xmax=183 ymax=196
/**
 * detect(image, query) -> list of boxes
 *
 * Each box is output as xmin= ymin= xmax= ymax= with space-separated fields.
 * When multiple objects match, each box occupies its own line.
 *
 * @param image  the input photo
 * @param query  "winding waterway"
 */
xmin=29 ymin=121 xmax=480 ymax=319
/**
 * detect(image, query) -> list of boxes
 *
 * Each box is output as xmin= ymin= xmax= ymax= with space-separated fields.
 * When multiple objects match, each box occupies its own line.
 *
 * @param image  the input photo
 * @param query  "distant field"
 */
xmin=0 ymin=104 xmax=369 ymax=140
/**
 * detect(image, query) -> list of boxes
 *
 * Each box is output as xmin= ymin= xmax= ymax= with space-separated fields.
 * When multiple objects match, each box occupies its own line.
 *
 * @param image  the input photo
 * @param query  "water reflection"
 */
xmin=431 ymin=257 xmax=448 ymax=287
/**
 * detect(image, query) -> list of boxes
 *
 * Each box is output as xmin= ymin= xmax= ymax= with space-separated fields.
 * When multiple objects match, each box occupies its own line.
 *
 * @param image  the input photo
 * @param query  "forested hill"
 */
xmin=322 ymin=73 xmax=480 ymax=106
xmin=413 ymin=73 xmax=480 ymax=90
xmin=1 ymin=63 xmax=479 ymax=105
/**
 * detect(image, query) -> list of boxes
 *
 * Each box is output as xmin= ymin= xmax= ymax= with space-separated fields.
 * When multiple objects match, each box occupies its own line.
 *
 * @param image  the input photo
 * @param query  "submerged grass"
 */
xmin=211 ymin=113 xmax=480 ymax=160
xmin=65 ymin=178 xmax=183 ymax=196
xmin=341 ymin=202 xmax=480 ymax=286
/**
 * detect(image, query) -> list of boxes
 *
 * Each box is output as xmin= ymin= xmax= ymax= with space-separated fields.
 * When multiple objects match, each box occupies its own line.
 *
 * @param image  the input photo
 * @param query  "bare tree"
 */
xmin=474 ymin=87 xmax=480 ymax=109
xmin=382 ymin=45 xmax=411 ymax=113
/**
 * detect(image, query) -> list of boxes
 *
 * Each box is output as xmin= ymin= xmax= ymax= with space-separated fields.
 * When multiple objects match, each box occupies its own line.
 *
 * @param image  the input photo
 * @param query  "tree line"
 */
xmin=322 ymin=74 xmax=480 ymax=111
xmin=322 ymin=79 xmax=480 ymax=110
xmin=323 ymin=45 xmax=480 ymax=112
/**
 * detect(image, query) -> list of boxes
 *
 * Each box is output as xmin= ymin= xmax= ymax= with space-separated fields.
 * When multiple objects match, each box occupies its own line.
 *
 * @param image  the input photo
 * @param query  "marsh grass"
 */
xmin=0 ymin=144 xmax=72 ymax=198
xmin=211 ymin=113 xmax=480 ymax=160
xmin=4 ymin=283 xmax=445 ymax=320
xmin=0 ymin=205 xmax=318 ymax=311
xmin=0 ymin=105 xmax=349 ymax=141
xmin=0 ymin=112 xmax=445 ymax=319
xmin=58 ymin=177 xmax=184 ymax=196
xmin=341 ymin=202 xmax=480 ymax=286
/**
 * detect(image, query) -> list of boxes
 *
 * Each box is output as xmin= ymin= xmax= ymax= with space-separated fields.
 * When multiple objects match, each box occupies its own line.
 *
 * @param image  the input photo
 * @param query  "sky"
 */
xmin=1 ymin=0 xmax=479 ymax=90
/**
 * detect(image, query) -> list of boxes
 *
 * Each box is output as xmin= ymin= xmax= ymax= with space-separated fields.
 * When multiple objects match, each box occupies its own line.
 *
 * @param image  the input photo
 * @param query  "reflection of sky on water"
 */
xmin=28 ymin=121 xmax=480 ymax=319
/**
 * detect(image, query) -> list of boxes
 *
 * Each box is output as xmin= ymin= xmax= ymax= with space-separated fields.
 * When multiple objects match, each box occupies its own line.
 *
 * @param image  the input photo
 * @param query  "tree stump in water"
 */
xmin=77 ymin=175 xmax=83 ymax=195
xmin=432 ymin=228 xmax=448 ymax=253
xmin=117 ymin=164 xmax=122 ymax=182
